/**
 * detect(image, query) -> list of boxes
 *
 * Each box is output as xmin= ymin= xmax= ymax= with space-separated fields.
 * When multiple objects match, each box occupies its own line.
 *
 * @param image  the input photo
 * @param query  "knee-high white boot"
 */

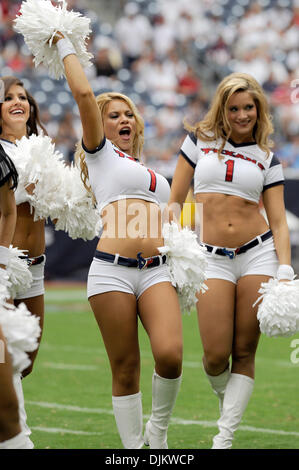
xmin=12 ymin=374 xmax=34 ymax=449
xmin=212 ymin=373 xmax=254 ymax=449
xmin=112 ymin=391 xmax=144 ymax=449
xmin=205 ymin=365 xmax=231 ymax=415
xmin=144 ymin=371 xmax=182 ymax=449
xmin=0 ymin=431 xmax=33 ymax=449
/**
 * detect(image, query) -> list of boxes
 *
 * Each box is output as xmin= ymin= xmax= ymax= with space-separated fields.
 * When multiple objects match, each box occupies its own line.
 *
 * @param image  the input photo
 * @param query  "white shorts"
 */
xmin=15 ymin=255 xmax=46 ymax=300
xmin=203 ymin=236 xmax=278 ymax=284
xmin=87 ymin=257 xmax=173 ymax=299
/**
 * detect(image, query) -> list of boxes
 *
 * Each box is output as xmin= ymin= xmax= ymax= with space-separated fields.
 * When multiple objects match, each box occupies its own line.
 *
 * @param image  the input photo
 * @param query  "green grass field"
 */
xmin=22 ymin=284 xmax=299 ymax=450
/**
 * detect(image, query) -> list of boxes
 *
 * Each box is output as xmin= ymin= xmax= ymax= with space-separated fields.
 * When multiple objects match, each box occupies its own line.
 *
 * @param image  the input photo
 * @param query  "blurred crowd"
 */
xmin=0 ymin=0 xmax=299 ymax=177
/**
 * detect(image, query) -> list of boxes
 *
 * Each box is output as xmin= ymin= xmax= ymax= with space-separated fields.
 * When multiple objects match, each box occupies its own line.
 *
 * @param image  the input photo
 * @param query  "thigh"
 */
xmin=196 ymin=279 xmax=236 ymax=359
xmin=0 ymin=326 xmax=17 ymax=399
xmin=233 ymin=275 xmax=271 ymax=361
xmin=89 ymin=292 xmax=140 ymax=369
xmin=15 ymin=294 xmax=44 ymax=329
xmin=138 ymin=282 xmax=183 ymax=373
xmin=0 ymin=326 xmax=20 ymax=438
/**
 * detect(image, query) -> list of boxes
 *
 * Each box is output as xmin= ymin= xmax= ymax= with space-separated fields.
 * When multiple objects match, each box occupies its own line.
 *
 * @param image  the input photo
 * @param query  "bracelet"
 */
xmin=0 ymin=246 xmax=10 ymax=266
xmin=56 ymin=37 xmax=76 ymax=62
xmin=277 ymin=264 xmax=294 ymax=281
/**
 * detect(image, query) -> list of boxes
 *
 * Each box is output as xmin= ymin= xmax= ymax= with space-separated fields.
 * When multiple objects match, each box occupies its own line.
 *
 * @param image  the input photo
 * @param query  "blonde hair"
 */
xmin=185 ymin=72 xmax=274 ymax=158
xmin=75 ymin=92 xmax=144 ymax=201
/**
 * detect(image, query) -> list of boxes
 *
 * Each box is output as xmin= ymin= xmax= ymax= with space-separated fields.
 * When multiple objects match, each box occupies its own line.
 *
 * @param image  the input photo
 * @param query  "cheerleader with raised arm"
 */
xmin=13 ymin=0 xmax=208 ymax=449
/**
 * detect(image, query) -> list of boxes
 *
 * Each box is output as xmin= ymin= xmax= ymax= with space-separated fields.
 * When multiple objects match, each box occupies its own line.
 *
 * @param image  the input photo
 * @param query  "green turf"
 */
xmin=22 ymin=285 xmax=299 ymax=449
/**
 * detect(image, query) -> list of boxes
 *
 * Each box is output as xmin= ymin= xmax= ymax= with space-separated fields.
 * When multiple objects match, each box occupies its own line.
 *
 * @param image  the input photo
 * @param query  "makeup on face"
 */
xmin=1 ymin=84 xmax=30 ymax=132
xmin=226 ymin=91 xmax=257 ymax=143
xmin=103 ymin=99 xmax=137 ymax=155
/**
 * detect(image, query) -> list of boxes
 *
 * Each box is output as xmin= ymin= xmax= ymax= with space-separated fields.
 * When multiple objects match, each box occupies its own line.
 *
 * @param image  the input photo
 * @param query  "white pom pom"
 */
xmin=6 ymin=246 xmax=33 ymax=299
xmin=53 ymin=164 xmax=101 ymax=240
xmin=0 ymin=298 xmax=41 ymax=374
xmin=13 ymin=134 xmax=100 ymax=240
xmin=254 ymin=278 xmax=299 ymax=337
xmin=13 ymin=133 xmax=67 ymax=221
xmin=0 ymin=269 xmax=12 ymax=297
xmin=14 ymin=0 xmax=93 ymax=79
xmin=158 ymin=222 xmax=208 ymax=313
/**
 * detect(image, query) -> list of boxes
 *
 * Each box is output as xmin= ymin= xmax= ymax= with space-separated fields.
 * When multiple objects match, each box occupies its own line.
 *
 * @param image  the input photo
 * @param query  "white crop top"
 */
xmin=83 ymin=138 xmax=171 ymax=212
xmin=180 ymin=133 xmax=284 ymax=204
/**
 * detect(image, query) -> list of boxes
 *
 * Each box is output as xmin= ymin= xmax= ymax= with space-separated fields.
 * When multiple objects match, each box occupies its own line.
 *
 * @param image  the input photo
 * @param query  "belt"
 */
xmin=202 ymin=230 xmax=272 ymax=259
xmin=19 ymin=254 xmax=45 ymax=266
xmin=94 ymin=250 xmax=167 ymax=270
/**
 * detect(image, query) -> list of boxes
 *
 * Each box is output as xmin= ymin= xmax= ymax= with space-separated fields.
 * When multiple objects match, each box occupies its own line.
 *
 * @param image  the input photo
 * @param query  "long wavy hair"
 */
xmin=185 ymin=72 xmax=274 ymax=158
xmin=75 ymin=92 xmax=144 ymax=202
xmin=0 ymin=76 xmax=48 ymax=137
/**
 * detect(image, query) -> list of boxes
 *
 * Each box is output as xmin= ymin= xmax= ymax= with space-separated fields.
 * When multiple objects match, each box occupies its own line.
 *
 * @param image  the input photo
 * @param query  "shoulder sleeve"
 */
xmin=82 ymin=137 xmax=106 ymax=156
xmin=263 ymin=154 xmax=285 ymax=192
xmin=0 ymin=144 xmax=18 ymax=189
xmin=180 ymin=132 xmax=198 ymax=168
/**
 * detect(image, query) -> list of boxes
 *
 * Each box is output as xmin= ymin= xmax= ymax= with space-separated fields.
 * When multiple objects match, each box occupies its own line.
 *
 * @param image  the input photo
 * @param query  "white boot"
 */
xmin=144 ymin=371 xmax=182 ymax=449
xmin=0 ymin=431 xmax=33 ymax=449
xmin=112 ymin=391 xmax=144 ymax=449
xmin=12 ymin=374 xmax=34 ymax=449
xmin=205 ymin=365 xmax=230 ymax=415
xmin=212 ymin=373 xmax=254 ymax=449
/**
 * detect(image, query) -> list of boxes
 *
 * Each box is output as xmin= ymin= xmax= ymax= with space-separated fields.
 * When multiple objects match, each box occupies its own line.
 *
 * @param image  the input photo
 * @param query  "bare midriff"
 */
xmin=13 ymin=202 xmax=45 ymax=256
xmin=195 ymin=192 xmax=269 ymax=247
xmin=97 ymin=198 xmax=164 ymax=258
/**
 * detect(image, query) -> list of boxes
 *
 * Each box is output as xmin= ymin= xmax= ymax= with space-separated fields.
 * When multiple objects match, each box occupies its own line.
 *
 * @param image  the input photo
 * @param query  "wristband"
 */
xmin=56 ymin=37 xmax=76 ymax=62
xmin=276 ymin=264 xmax=294 ymax=281
xmin=0 ymin=246 xmax=10 ymax=266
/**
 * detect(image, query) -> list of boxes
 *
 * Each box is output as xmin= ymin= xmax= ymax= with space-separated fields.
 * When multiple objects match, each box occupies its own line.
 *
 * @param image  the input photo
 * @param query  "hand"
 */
xmin=51 ymin=31 xmax=65 ymax=45
xmin=162 ymin=205 xmax=181 ymax=226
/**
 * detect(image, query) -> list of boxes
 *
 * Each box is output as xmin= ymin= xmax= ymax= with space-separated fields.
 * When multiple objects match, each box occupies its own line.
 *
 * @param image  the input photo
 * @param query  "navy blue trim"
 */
xmin=263 ymin=180 xmax=285 ymax=192
xmin=0 ymin=172 xmax=12 ymax=188
xmin=19 ymin=254 xmax=45 ymax=266
xmin=189 ymin=132 xmax=197 ymax=145
xmin=0 ymin=143 xmax=18 ymax=190
xmin=269 ymin=154 xmax=281 ymax=168
xmin=180 ymin=150 xmax=196 ymax=169
xmin=0 ymin=138 xmax=15 ymax=146
xmin=228 ymin=138 xmax=256 ymax=148
xmin=82 ymin=137 xmax=106 ymax=154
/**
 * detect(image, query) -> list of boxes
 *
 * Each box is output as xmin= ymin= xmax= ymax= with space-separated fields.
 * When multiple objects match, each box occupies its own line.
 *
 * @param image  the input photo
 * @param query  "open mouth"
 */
xmin=119 ymin=127 xmax=131 ymax=137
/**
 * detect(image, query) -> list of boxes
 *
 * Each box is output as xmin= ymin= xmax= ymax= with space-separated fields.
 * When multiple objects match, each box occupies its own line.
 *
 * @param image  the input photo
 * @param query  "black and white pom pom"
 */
xmin=254 ymin=278 xmax=299 ymax=338
xmin=14 ymin=0 xmax=93 ymax=79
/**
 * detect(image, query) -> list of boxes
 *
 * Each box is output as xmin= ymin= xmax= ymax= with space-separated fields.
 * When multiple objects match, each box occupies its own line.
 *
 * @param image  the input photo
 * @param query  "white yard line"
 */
xmin=43 ymin=362 xmax=99 ymax=371
xmin=26 ymin=401 xmax=299 ymax=438
xmin=31 ymin=426 xmax=103 ymax=436
xmin=41 ymin=357 xmax=298 ymax=371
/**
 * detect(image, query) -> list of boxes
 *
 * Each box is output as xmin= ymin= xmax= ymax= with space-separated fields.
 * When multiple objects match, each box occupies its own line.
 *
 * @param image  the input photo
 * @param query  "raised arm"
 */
xmin=53 ymin=34 xmax=104 ymax=151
